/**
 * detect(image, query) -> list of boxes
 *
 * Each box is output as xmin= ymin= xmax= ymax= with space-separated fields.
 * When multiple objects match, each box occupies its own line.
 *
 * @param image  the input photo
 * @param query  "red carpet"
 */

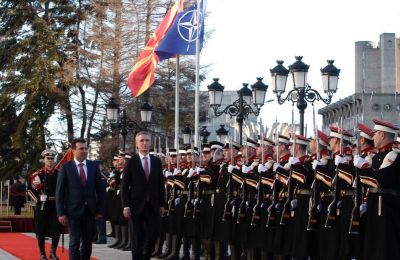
xmin=0 ymin=233 xmax=97 ymax=259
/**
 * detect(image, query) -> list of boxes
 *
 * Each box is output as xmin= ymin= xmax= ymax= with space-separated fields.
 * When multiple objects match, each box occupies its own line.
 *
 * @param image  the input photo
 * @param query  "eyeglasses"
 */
xmin=46 ymin=157 xmax=54 ymax=160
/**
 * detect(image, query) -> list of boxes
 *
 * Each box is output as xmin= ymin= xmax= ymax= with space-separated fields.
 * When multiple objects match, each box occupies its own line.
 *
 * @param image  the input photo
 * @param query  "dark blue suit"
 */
xmin=121 ymin=154 xmax=165 ymax=260
xmin=56 ymin=160 xmax=105 ymax=260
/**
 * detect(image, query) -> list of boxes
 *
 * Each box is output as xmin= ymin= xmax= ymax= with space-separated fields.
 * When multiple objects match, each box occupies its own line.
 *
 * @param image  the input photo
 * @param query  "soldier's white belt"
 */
xmin=215 ymin=188 xmax=227 ymax=194
xmin=368 ymin=188 xmax=400 ymax=197
xmin=340 ymin=189 xmax=355 ymax=196
xmin=296 ymin=189 xmax=313 ymax=196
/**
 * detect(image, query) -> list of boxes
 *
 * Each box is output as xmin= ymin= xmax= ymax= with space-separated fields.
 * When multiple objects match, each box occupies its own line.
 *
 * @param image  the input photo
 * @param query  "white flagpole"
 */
xmin=194 ymin=0 xmax=201 ymax=147
xmin=175 ymin=55 xmax=180 ymax=150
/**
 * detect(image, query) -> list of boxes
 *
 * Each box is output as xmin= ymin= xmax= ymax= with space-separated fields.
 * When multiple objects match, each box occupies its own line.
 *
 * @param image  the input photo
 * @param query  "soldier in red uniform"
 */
xmin=28 ymin=149 xmax=61 ymax=260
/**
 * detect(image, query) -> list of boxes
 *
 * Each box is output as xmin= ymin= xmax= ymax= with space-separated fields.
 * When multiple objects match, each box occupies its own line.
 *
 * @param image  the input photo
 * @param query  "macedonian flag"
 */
xmin=127 ymin=0 xmax=184 ymax=97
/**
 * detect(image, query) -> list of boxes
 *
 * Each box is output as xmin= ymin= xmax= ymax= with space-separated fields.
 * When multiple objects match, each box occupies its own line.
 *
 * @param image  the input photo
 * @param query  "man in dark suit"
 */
xmin=56 ymin=138 xmax=106 ymax=260
xmin=121 ymin=131 xmax=166 ymax=260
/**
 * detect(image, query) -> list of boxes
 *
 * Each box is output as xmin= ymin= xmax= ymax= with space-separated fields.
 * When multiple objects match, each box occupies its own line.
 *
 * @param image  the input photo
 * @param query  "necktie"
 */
xmin=143 ymin=157 xmax=150 ymax=181
xmin=79 ymin=163 xmax=86 ymax=186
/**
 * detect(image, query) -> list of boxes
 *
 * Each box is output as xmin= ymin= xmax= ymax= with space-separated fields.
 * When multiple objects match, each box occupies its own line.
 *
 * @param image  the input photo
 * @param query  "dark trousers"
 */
xmin=95 ymin=219 xmax=107 ymax=242
xmin=130 ymin=202 xmax=160 ymax=260
xmin=14 ymin=206 xmax=22 ymax=215
xmin=68 ymin=208 xmax=96 ymax=260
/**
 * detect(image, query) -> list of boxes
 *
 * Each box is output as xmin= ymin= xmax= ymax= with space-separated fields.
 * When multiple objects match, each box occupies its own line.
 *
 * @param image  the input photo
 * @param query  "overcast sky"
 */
xmin=200 ymin=0 xmax=400 ymax=134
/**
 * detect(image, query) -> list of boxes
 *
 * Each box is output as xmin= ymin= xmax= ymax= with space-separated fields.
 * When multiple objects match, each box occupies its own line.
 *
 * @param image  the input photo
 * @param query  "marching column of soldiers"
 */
xmin=72 ymin=116 xmax=400 ymax=260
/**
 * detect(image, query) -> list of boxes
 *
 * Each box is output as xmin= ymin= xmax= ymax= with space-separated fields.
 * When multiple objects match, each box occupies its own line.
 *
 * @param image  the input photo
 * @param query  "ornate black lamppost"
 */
xmin=182 ymin=124 xmax=192 ymax=145
xmin=199 ymin=126 xmax=210 ymax=145
xmin=215 ymin=124 xmax=229 ymax=143
xmin=270 ymin=56 xmax=340 ymax=135
xmin=106 ymin=97 xmax=153 ymax=151
xmin=207 ymin=78 xmax=268 ymax=145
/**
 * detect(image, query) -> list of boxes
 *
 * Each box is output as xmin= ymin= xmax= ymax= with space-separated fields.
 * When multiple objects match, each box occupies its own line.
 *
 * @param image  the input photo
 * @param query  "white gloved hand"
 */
xmin=353 ymin=155 xmax=370 ymax=169
xmin=273 ymin=163 xmax=282 ymax=172
xmin=227 ymin=164 xmax=235 ymax=173
xmin=32 ymin=175 xmax=41 ymax=185
xmin=242 ymin=165 xmax=252 ymax=174
xmin=165 ymin=171 xmax=173 ymax=177
xmin=258 ymin=161 xmax=272 ymax=172
xmin=320 ymin=157 xmax=328 ymax=166
xmin=188 ymin=168 xmax=196 ymax=178
xmin=173 ymin=168 xmax=181 ymax=176
xmin=283 ymin=162 xmax=291 ymax=171
xmin=335 ymin=155 xmax=347 ymax=166
xmin=380 ymin=151 xmax=398 ymax=169
xmin=196 ymin=167 xmax=205 ymax=173
xmin=251 ymin=161 xmax=259 ymax=169
xmin=312 ymin=160 xmax=320 ymax=170
xmin=288 ymin=156 xmax=300 ymax=166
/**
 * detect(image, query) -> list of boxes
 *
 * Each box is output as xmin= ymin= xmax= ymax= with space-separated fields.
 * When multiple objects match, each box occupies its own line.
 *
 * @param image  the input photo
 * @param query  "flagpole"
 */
xmin=175 ymin=55 xmax=180 ymax=150
xmin=194 ymin=0 xmax=201 ymax=147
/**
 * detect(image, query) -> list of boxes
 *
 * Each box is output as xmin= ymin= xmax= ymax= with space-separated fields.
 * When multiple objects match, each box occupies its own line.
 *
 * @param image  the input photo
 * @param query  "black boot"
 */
xmin=164 ymin=234 xmax=182 ymax=260
xmin=191 ymin=237 xmax=201 ymax=260
xmin=38 ymin=236 xmax=47 ymax=260
xmin=152 ymin=232 xmax=165 ymax=257
xmin=108 ymin=224 xmax=121 ymax=248
xmin=122 ymin=226 xmax=131 ymax=251
xmin=159 ymin=232 xmax=172 ymax=258
xmin=179 ymin=237 xmax=191 ymax=260
xmin=48 ymin=235 xmax=60 ymax=260
xmin=115 ymin=225 xmax=128 ymax=249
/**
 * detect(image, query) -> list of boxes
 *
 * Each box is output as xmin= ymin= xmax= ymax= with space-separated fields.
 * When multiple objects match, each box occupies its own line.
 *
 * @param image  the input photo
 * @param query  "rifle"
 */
xmin=237 ymin=138 xmax=249 ymax=224
xmin=236 ymin=179 xmax=247 ymax=224
xmin=307 ymin=111 xmax=322 ymax=230
xmin=349 ymin=111 xmax=362 ymax=234
xmin=167 ymin=182 xmax=177 ymax=216
xmin=222 ymin=137 xmax=234 ymax=221
xmin=192 ymin=140 xmax=202 ymax=219
xmin=267 ymin=117 xmax=280 ymax=227
xmin=251 ymin=133 xmax=264 ymax=226
xmin=325 ymin=117 xmax=344 ymax=228
xmin=307 ymin=106 xmax=321 ymax=230
xmin=280 ymin=108 xmax=296 ymax=225
xmin=184 ymin=181 xmax=194 ymax=217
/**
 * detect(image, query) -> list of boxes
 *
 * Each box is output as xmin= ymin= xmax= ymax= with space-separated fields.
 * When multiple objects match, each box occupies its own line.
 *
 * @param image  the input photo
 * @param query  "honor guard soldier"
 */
xmin=28 ymin=149 xmax=61 ymax=260
xmin=315 ymin=125 xmax=352 ymax=260
xmin=240 ymin=137 xmax=259 ymax=260
xmin=164 ymin=147 xmax=188 ymax=260
xmin=256 ymin=137 xmax=275 ymax=260
xmin=198 ymin=141 xmax=221 ymax=260
xmin=285 ymin=134 xmax=316 ymax=258
xmin=159 ymin=148 xmax=178 ymax=259
xmin=355 ymin=119 xmax=400 ymax=260
xmin=214 ymin=140 xmax=240 ymax=260
xmin=107 ymin=151 xmax=130 ymax=250
xmin=270 ymin=134 xmax=290 ymax=257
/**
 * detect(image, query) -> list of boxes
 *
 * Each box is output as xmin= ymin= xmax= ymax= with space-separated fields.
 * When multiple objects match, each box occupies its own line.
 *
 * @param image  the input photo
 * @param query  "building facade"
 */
xmin=319 ymin=33 xmax=400 ymax=131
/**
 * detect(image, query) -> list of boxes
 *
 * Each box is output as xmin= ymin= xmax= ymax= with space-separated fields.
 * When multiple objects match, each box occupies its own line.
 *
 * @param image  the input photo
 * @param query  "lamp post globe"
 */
xmin=288 ymin=56 xmax=309 ymax=90
xmin=251 ymin=77 xmax=268 ymax=106
xmin=182 ymin=124 xmax=192 ymax=145
xmin=207 ymin=78 xmax=225 ymax=106
xmin=321 ymin=60 xmax=340 ymax=94
xmin=216 ymin=124 xmax=229 ymax=143
xmin=270 ymin=60 xmax=289 ymax=94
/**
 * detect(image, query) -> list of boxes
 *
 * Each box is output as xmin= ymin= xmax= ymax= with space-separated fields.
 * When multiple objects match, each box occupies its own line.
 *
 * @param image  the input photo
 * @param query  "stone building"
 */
xmin=319 ymin=33 xmax=400 ymax=131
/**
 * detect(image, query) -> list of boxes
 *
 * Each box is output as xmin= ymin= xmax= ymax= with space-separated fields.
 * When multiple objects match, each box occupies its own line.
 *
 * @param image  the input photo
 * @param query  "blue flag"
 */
xmin=156 ymin=1 xmax=205 ymax=61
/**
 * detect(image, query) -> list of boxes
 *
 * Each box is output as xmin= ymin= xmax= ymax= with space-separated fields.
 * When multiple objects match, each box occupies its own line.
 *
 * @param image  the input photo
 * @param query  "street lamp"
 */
xmin=216 ymin=124 xmax=229 ymax=143
xmin=182 ymin=124 xmax=192 ymax=145
xmin=106 ymin=97 xmax=153 ymax=151
xmin=270 ymin=56 xmax=340 ymax=135
xmin=199 ymin=126 xmax=210 ymax=144
xmin=207 ymin=78 xmax=268 ymax=145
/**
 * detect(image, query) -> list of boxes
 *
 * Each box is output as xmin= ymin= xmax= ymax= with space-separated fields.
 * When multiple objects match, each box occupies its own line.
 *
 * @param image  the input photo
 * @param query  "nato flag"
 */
xmin=156 ymin=2 xmax=205 ymax=61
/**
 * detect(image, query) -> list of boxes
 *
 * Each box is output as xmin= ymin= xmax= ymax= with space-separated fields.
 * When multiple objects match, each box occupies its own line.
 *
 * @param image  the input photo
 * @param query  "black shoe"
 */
xmin=122 ymin=244 xmax=131 ymax=251
xmin=40 ymin=253 xmax=48 ymax=260
xmin=49 ymin=251 xmax=59 ymax=260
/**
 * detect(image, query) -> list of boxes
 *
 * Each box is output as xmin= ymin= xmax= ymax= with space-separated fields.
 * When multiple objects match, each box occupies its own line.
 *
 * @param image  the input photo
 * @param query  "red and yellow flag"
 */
xmin=127 ymin=0 xmax=184 ymax=97
xmin=55 ymin=148 xmax=74 ymax=170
